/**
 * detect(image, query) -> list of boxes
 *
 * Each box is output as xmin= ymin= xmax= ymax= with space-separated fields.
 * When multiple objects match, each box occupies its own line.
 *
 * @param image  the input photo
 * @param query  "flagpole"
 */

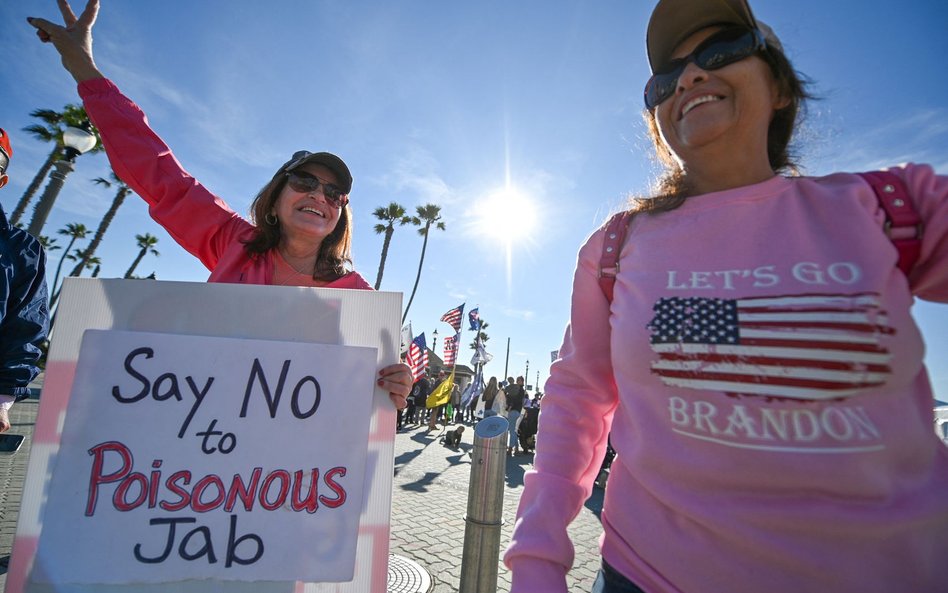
xmin=504 ymin=337 xmax=510 ymax=379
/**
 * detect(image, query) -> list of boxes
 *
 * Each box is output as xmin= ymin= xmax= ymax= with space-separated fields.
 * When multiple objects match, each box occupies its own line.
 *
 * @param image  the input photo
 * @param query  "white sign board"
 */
xmin=9 ymin=279 xmax=402 ymax=593
xmin=32 ymin=329 xmax=376 ymax=584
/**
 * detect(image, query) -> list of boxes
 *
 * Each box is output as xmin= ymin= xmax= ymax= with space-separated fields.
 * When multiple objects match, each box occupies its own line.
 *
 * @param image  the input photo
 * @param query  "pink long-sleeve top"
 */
xmin=78 ymin=78 xmax=370 ymax=290
xmin=505 ymin=165 xmax=948 ymax=593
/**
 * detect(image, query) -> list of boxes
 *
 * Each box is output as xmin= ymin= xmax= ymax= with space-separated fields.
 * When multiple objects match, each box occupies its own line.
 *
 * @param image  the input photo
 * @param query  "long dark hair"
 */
xmin=242 ymin=170 xmax=354 ymax=280
xmin=631 ymin=38 xmax=813 ymax=216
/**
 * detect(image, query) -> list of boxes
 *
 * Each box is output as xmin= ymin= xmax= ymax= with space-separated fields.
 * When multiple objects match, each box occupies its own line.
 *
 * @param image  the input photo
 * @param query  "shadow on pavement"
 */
xmin=504 ymin=453 xmax=533 ymax=488
xmin=398 ymin=471 xmax=441 ymax=493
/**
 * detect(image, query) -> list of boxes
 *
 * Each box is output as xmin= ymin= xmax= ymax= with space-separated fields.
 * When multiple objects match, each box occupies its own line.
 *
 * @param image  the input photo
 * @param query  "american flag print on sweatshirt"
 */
xmin=646 ymin=293 xmax=894 ymax=400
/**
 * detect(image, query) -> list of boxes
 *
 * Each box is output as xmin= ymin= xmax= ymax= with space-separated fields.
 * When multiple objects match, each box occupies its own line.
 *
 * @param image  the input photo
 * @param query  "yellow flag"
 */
xmin=426 ymin=370 xmax=455 ymax=408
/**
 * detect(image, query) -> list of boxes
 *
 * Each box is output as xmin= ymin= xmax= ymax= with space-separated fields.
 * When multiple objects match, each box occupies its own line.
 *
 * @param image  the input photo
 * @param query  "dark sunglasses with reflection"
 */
xmin=644 ymin=26 xmax=768 ymax=109
xmin=285 ymin=171 xmax=350 ymax=208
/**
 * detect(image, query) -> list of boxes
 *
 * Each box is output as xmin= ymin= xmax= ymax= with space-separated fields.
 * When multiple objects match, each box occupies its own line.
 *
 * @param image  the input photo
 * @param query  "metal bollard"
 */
xmin=459 ymin=415 xmax=509 ymax=593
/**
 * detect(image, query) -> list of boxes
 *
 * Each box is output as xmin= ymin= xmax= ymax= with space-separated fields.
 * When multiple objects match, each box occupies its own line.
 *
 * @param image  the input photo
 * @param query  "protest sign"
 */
xmin=10 ymin=279 xmax=401 ymax=593
xmin=33 ymin=329 xmax=376 ymax=583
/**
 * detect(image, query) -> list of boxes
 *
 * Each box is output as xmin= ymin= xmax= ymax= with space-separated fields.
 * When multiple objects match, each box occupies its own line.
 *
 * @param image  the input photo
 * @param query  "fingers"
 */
xmin=377 ymin=363 xmax=412 ymax=398
xmin=27 ymin=17 xmax=63 ymax=42
xmin=57 ymin=0 xmax=78 ymax=26
xmin=76 ymin=0 xmax=100 ymax=29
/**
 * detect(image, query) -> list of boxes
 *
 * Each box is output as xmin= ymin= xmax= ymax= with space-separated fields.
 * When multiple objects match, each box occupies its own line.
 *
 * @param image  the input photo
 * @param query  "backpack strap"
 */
xmin=598 ymin=211 xmax=634 ymax=304
xmin=858 ymin=171 xmax=922 ymax=276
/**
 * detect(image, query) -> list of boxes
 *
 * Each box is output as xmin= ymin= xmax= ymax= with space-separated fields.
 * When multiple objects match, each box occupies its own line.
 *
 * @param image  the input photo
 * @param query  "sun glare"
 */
xmin=477 ymin=187 xmax=538 ymax=244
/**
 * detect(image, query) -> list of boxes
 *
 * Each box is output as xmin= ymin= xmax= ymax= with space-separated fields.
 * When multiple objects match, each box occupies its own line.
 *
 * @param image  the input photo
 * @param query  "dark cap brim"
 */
xmin=282 ymin=151 xmax=353 ymax=194
xmin=647 ymin=0 xmax=758 ymax=73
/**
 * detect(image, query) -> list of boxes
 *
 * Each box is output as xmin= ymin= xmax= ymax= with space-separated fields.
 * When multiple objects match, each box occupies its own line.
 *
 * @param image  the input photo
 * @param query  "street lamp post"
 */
xmin=525 ymin=359 xmax=529 ymax=386
xmin=27 ymin=122 xmax=97 ymax=237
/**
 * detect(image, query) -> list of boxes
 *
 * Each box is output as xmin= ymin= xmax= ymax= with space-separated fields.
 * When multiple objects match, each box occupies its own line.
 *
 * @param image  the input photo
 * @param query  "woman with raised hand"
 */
xmin=28 ymin=0 xmax=412 ymax=409
xmin=504 ymin=0 xmax=948 ymax=591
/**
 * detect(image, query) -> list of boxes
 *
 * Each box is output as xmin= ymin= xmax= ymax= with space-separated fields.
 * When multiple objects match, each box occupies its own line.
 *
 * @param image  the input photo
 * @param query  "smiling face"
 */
xmin=272 ymin=162 xmax=343 ymax=245
xmin=653 ymin=26 xmax=786 ymax=169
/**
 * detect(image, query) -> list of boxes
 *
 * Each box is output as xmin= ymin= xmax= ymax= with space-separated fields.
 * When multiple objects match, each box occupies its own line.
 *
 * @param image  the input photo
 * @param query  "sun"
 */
xmin=476 ymin=186 xmax=538 ymax=244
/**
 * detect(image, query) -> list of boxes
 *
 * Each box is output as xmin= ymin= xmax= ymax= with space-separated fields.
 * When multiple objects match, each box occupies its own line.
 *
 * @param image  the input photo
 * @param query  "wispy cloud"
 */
xmin=379 ymin=145 xmax=455 ymax=205
xmin=502 ymin=307 xmax=535 ymax=321
xmin=802 ymin=106 xmax=948 ymax=174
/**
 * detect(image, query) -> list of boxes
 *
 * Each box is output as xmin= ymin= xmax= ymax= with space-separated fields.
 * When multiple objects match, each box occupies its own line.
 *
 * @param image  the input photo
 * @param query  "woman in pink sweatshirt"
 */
xmin=28 ymin=0 xmax=413 ymax=409
xmin=504 ymin=1 xmax=948 ymax=592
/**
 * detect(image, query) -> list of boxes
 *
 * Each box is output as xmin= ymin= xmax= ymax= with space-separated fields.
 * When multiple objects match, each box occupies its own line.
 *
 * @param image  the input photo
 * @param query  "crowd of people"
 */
xmin=398 ymin=368 xmax=543 ymax=456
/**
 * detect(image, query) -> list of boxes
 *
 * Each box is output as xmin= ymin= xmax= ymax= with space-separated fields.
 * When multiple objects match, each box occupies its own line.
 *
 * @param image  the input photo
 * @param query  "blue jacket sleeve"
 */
xmin=0 ymin=210 xmax=50 ymax=398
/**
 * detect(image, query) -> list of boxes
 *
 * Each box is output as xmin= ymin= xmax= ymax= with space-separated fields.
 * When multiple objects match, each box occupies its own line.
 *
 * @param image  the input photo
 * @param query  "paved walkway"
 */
xmin=0 ymin=405 xmax=605 ymax=592
xmin=390 ymin=419 xmax=605 ymax=592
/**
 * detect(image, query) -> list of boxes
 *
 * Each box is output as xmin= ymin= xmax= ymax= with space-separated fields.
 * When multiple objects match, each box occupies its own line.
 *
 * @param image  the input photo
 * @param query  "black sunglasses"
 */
xmin=644 ymin=27 xmax=767 ymax=109
xmin=285 ymin=171 xmax=349 ymax=208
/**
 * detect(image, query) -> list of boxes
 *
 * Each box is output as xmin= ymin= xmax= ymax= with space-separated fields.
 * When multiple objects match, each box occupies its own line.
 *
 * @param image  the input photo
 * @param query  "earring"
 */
xmin=265 ymin=212 xmax=278 ymax=226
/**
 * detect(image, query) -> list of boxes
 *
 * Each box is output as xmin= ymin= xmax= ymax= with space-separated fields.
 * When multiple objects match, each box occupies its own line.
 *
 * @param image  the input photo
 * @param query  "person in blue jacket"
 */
xmin=0 ymin=128 xmax=50 ymax=432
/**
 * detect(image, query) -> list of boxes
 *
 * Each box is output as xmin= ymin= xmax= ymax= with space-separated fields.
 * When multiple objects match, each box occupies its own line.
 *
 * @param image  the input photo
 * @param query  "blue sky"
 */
xmin=2 ymin=1 xmax=946 ymax=397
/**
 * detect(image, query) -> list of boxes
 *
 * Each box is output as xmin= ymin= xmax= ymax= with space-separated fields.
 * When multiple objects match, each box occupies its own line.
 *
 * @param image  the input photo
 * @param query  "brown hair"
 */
xmin=243 ymin=170 xmax=354 ymax=280
xmin=631 ymin=39 xmax=813 ymax=216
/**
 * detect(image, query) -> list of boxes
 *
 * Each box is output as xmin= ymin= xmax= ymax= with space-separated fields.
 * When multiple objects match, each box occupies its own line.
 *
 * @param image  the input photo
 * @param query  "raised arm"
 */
xmin=28 ymin=0 xmax=104 ymax=83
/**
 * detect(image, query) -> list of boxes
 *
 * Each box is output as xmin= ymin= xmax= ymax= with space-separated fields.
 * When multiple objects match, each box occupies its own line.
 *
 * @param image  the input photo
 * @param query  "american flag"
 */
xmin=443 ymin=334 xmax=459 ymax=366
xmin=646 ymin=293 xmax=893 ymax=400
xmin=468 ymin=307 xmax=481 ymax=331
xmin=406 ymin=333 xmax=429 ymax=382
xmin=440 ymin=304 xmax=465 ymax=332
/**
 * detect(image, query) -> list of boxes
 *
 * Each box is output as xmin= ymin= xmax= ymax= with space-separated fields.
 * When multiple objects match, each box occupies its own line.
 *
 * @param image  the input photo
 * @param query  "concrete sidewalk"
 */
xmin=0 ymin=406 xmax=605 ymax=592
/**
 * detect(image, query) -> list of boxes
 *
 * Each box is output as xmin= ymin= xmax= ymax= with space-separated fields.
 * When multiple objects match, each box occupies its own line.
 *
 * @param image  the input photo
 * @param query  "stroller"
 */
xmin=517 ymin=406 xmax=540 ymax=453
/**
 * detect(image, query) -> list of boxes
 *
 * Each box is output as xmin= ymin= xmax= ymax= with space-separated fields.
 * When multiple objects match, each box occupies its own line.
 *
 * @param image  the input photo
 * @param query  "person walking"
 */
xmin=504 ymin=376 xmax=526 ymax=455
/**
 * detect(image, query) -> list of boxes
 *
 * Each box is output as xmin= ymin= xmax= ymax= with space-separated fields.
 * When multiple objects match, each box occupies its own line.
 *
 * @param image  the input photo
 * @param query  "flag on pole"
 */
xmin=461 ymin=364 xmax=486 ymax=408
xmin=468 ymin=307 xmax=481 ymax=331
xmin=440 ymin=304 xmax=465 ymax=332
xmin=471 ymin=340 xmax=493 ymax=365
xmin=443 ymin=333 xmax=459 ymax=366
xmin=400 ymin=323 xmax=413 ymax=354
xmin=426 ymin=369 xmax=455 ymax=409
xmin=406 ymin=333 xmax=429 ymax=382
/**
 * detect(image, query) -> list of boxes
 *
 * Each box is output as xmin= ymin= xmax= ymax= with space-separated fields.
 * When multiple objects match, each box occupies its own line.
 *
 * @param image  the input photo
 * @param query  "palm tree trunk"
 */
xmin=401 ymin=227 xmax=431 ymax=323
xmin=125 ymin=249 xmax=147 ymax=279
xmin=10 ymin=148 xmax=60 ymax=225
xmin=374 ymin=227 xmax=395 ymax=290
xmin=72 ymin=187 xmax=129 ymax=277
xmin=49 ymin=237 xmax=78 ymax=305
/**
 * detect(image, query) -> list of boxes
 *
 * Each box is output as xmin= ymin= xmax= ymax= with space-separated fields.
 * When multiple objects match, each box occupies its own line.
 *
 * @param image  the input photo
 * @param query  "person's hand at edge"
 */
xmin=28 ymin=0 xmax=105 ymax=83
xmin=0 ymin=408 xmax=10 ymax=433
xmin=378 ymin=364 xmax=412 ymax=410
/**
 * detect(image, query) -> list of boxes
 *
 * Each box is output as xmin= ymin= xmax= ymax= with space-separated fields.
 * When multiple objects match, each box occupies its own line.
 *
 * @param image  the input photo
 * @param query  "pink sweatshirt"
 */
xmin=78 ymin=79 xmax=371 ymax=290
xmin=505 ymin=166 xmax=948 ymax=592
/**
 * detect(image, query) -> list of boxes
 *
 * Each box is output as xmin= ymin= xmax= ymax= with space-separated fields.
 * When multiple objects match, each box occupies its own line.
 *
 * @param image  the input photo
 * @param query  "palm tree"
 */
xmin=124 ymin=233 xmax=160 ymax=278
xmin=9 ymin=106 xmax=102 ymax=225
xmin=469 ymin=320 xmax=490 ymax=350
xmin=372 ymin=202 xmax=410 ymax=290
xmin=50 ymin=223 xmax=88 ymax=304
xmin=50 ymin=248 xmax=101 ymax=310
xmin=401 ymin=203 xmax=446 ymax=323
xmin=37 ymin=235 xmax=62 ymax=255
xmin=66 ymin=173 xmax=132 ymax=279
